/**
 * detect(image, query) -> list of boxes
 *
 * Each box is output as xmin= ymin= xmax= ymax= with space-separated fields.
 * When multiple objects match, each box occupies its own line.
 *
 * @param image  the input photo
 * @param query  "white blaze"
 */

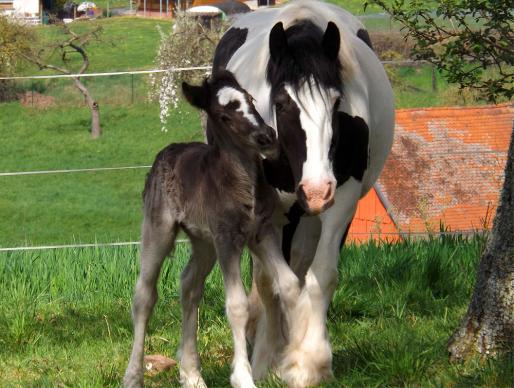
xmin=284 ymin=79 xmax=339 ymax=184
xmin=217 ymin=87 xmax=259 ymax=126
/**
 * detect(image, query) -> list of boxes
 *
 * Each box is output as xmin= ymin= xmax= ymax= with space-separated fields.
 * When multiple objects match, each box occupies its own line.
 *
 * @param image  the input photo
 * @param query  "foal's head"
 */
xmin=182 ymin=71 xmax=278 ymax=159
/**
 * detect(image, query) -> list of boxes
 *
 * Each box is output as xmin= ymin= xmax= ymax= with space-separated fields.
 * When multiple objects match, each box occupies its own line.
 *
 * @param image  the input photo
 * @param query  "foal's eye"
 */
xmin=275 ymin=102 xmax=284 ymax=113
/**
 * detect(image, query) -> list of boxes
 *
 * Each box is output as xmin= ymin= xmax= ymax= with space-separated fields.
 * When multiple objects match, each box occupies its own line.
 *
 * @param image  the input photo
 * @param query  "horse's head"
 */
xmin=266 ymin=20 xmax=343 ymax=215
xmin=182 ymin=70 xmax=278 ymax=159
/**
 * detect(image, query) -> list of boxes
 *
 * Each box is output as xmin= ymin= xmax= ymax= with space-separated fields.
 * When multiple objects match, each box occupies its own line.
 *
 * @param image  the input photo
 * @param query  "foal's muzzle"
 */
xmin=254 ymin=125 xmax=278 ymax=159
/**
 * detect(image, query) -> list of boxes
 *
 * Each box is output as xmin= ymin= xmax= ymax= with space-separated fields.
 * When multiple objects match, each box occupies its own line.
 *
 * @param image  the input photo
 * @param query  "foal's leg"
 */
xmin=248 ymin=257 xmax=284 ymax=380
xmin=124 ymin=212 xmax=177 ymax=388
xmin=178 ymin=238 xmax=216 ymax=388
xmin=216 ymin=236 xmax=255 ymax=388
xmin=248 ymin=229 xmax=301 ymax=380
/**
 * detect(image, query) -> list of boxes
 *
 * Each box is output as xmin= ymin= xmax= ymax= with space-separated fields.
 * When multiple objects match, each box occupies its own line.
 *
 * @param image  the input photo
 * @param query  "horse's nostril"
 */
xmin=323 ymin=182 xmax=334 ymax=200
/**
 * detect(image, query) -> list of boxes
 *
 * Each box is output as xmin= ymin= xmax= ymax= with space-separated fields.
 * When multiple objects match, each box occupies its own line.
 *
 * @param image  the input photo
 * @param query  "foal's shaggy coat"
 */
xmin=124 ymin=71 xmax=300 ymax=388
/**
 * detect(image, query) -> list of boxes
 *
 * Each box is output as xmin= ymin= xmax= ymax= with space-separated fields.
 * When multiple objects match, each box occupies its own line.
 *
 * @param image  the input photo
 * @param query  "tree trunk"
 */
xmin=448 ymin=128 xmax=514 ymax=361
xmin=90 ymin=101 xmax=101 ymax=139
xmin=73 ymin=77 xmax=101 ymax=139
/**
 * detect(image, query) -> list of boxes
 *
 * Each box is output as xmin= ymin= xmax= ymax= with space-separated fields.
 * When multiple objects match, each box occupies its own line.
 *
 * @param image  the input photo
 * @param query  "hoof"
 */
xmin=180 ymin=369 xmax=207 ymax=388
xmin=279 ymin=345 xmax=333 ymax=388
xmin=231 ymin=362 xmax=257 ymax=388
xmin=123 ymin=369 xmax=144 ymax=388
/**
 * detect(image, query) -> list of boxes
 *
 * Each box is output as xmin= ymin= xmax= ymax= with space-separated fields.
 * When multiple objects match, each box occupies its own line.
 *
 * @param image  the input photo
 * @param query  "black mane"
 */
xmin=266 ymin=20 xmax=343 ymax=93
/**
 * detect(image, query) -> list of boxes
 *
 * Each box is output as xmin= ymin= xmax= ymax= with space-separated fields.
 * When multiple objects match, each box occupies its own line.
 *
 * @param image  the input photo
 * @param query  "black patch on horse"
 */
xmin=281 ymin=202 xmax=305 ymax=264
xmin=263 ymin=147 xmax=296 ymax=193
xmin=357 ymin=28 xmax=373 ymax=50
xmin=330 ymin=112 xmax=369 ymax=186
xmin=266 ymin=20 xmax=342 ymax=92
xmin=212 ymin=27 xmax=248 ymax=71
xmin=265 ymin=21 xmax=341 ymax=191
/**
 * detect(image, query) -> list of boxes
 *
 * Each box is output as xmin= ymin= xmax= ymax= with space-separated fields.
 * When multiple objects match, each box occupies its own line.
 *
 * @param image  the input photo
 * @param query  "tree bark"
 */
xmin=448 ymin=127 xmax=514 ymax=361
xmin=73 ymin=77 xmax=101 ymax=139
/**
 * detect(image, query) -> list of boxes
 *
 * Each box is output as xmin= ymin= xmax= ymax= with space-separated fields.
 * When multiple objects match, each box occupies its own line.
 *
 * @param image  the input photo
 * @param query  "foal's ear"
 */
xmin=182 ymin=81 xmax=209 ymax=110
xmin=269 ymin=22 xmax=288 ymax=62
xmin=322 ymin=21 xmax=340 ymax=61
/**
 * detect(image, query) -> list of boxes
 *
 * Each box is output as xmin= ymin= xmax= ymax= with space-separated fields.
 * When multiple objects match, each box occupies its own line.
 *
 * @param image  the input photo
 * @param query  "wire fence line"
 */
xmin=0 ymin=240 xmax=189 ymax=252
xmin=0 ymin=231 xmax=486 ymax=253
xmin=0 ymin=61 xmax=427 ymax=81
xmin=1 ymin=60 xmax=440 ymax=109
xmin=0 ymin=165 xmax=152 ymax=177
xmin=0 ymin=66 xmax=212 ymax=81
xmin=1 ymin=64 xmax=504 ymax=250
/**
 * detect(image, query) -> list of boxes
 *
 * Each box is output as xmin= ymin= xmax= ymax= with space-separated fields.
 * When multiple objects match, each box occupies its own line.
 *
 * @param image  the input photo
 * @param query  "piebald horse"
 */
xmin=210 ymin=1 xmax=394 ymax=386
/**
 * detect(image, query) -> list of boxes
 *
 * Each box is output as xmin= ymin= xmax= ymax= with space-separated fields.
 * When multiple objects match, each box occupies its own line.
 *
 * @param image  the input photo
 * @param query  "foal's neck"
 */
xmin=210 ymin=126 xmax=261 ymax=184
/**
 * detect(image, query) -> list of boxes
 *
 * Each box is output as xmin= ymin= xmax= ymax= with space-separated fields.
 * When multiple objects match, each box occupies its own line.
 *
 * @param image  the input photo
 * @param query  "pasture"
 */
xmin=1 ymin=11 xmax=511 ymax=388
xmin=0 ymin=66 xmax=447 ymax=248
xmin=1 ymin=237 xmax=512 ymax=386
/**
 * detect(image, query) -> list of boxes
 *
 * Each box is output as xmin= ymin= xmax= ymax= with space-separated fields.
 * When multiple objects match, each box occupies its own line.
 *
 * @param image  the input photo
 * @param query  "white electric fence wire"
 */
xmin=0 ymin=66 xmax=212 ymax=80
xmin=0 ymin=61 xmax=426 ymax=81
xmin=0 ymin=165 xmax=152 ymax=177
xmin=0 ymin=239 xmax=189 ymax=252
xmin=0 ymin=231 xmax=487 ymax=252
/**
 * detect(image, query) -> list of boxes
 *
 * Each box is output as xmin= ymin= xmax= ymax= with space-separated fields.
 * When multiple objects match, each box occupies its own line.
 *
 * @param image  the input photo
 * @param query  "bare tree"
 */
xmin=22 ymin=21 xmax=104 ymax=138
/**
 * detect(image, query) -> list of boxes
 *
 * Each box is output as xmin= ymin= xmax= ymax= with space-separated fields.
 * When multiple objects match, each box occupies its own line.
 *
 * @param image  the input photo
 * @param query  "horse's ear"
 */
xmin=322 ymin=22 xmax=340 ymax=60
xmin=182 ymin=81 xmax=209 ymax=110
xmin=269 ymin=22 xmax=288 ymax=62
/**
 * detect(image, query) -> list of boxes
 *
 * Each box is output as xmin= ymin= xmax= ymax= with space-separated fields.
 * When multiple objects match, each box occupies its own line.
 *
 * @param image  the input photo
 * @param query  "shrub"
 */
xmin=151 ymin=12 xmax=228 ymax=131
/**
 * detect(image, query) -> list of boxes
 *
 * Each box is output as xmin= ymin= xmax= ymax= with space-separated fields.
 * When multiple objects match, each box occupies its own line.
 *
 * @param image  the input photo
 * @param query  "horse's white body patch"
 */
xmin=217 ymin=86 xmax=259 ymax=126
xmin=284 ymin=80 xmax=339 ymax=185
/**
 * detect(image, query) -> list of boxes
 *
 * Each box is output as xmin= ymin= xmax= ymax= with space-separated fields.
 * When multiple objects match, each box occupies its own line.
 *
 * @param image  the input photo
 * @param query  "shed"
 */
xmin=0 ymin=0 xmax=43 ymax=23
xmin=347 ymin=103 xmax=513 ymax=242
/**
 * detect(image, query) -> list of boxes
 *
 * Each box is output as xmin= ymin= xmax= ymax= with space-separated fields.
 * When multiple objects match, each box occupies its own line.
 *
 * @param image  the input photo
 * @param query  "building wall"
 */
xmin=138 ymin=0 xmax=175 ymax=12
xmin=13 ymin=0 xmax=40 ymax=15
xmin=348 ymin=188 xmax=400 ymax=243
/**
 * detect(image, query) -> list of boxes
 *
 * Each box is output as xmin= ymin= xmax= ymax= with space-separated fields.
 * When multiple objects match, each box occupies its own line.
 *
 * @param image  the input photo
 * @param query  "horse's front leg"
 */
xmin=280 ymin=179 xmax=361 ymax=388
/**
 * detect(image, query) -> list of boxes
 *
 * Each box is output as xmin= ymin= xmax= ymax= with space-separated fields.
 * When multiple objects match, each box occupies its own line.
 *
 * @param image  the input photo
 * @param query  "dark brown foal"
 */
xmin=124 ymin=71 xmax=300 ymax=388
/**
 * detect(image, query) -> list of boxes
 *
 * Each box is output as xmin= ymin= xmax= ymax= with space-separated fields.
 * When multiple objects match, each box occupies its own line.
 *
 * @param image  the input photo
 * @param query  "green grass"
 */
xmin=94 ymin=0 xmax=135 ymax=9
xmin=19 ymin=17 xmax=171 ymax=75
xmin=1 ymin=237 xmax=512 ymax=386
xmin=0 ymin=62 xmax=451 ymax=248
xmin=326 ymin=0 xmax=393 ymax=15
xmin=0 ymin=100 xmax=202 ymax=247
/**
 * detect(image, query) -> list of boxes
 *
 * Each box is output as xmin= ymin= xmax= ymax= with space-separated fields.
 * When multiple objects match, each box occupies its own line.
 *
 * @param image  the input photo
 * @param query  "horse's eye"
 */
xmin=275 ymin=102 xmax=284 ymax=113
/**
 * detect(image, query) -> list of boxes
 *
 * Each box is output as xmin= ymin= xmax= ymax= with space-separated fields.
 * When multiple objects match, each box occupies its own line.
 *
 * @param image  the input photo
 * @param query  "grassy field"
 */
xmin=1 ymin=236 xmax=512 ymax=386
xmin=1 ymin=9 xmax=511 ymax=388
xmin=18 ymin=17 xmax=171 ymax=76
xmin=0 ymin=100 xmax=203 ymax=247
xmin=0 ymin=60 xmax=450 ymax=249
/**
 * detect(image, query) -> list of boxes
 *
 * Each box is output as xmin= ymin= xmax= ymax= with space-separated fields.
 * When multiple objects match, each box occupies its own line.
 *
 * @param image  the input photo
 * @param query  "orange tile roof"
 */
xmin=377 ymin=103 xmax=513 ymax=235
